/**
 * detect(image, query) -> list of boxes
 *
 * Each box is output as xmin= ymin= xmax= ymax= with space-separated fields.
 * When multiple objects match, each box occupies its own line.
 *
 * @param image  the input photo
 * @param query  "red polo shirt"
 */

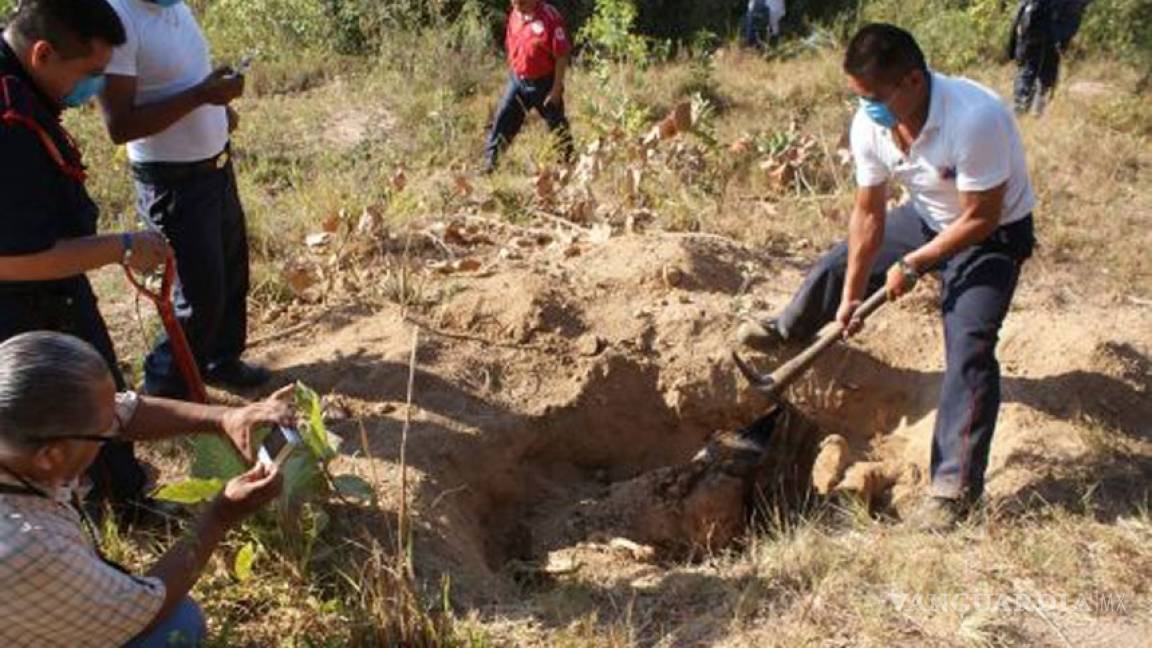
xmin=506 ymin=3 xmax=571 ymax=80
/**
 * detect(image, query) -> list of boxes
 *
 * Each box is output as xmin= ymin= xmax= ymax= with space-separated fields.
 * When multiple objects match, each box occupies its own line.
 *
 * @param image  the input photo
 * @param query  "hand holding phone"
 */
xmin=258 ymin=425 xmax=301 ymax=468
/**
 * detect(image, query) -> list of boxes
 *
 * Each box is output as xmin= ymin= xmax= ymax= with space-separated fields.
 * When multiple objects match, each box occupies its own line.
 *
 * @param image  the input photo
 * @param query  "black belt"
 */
xmin=130 ymin=147 xmax=231 ymax=183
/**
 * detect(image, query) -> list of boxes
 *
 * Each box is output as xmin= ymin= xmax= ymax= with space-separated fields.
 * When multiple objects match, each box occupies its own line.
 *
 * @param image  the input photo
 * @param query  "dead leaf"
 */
xmin=281 ymin=262 xmax=317 ymax=296
xmin=322 ymin=211 xmax=343 ymax=234
xmin=390 ymin=166 xmax=407 ymax=192
xmin=588 ymin=223 xmax=612 ymax=245
xmin=671 ymin=101 xmax=692 ymax=133
xmin=357 ymin=204 xmax=384 ymax=235
xmin=535 ymin=168 xmax=555 ymax=202
xmin=305 ymin=232 xmax=331 ymax=248
xmin=608 ymin=537 xmax=656 ymax=563
xmin=454 ymin=174 xmax=473 ymax=197
xmin=729 ymin=138 xmax=752 ymax=156
xmin=429 ymin=258 xmax=483 ymax=274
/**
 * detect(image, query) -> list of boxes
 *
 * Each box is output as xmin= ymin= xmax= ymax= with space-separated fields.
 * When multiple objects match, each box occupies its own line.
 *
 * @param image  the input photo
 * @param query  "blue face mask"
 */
xmin=62 ymin=74 xmax=106 ymax=108
xmin=859 ymin=97 xmax=899 ymax=128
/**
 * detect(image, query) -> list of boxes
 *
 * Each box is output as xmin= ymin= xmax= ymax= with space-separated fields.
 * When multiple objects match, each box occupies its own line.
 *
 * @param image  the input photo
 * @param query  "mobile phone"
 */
xmin=257 ymin=425 xmax=300 ymax=468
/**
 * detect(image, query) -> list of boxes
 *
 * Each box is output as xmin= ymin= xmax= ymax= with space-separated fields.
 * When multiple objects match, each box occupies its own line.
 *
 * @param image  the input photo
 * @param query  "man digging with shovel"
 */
xmin=736 ymin=24 xmax=1037 ymax=531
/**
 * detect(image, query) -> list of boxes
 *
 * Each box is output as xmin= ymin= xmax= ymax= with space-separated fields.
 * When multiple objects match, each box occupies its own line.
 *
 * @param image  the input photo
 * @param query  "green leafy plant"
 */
xmin=155 ymin=382 xmax=375 ymax=573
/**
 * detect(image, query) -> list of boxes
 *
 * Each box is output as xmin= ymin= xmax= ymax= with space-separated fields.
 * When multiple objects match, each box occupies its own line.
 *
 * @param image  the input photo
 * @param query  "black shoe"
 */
xmin=905 ymin=496 xmax=979 ymax=533
xmin=141 ymin=375 xmax=189 ymax=400
xmin=205 ymin=359 xmax=271 ymax=389
xmin=735 ymin=315 xmax=787 ymax=354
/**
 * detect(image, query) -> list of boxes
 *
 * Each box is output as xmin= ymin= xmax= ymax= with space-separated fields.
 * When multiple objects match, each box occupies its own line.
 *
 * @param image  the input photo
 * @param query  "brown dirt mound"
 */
xmin=255 ymin=233 xmax=1152 ymax=604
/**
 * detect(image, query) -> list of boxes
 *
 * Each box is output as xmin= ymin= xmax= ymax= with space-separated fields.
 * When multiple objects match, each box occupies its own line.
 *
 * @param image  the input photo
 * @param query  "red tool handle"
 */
xmin=123 ymin=256 xmax=209 ymax=403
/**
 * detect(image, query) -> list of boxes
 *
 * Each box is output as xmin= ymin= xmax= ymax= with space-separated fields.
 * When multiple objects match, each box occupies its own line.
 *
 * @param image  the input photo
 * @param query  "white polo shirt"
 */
xmin=850 ymin=71 xmax=1035 ymax=231
xmin=105 ymin=0 xmax=228 ymax=163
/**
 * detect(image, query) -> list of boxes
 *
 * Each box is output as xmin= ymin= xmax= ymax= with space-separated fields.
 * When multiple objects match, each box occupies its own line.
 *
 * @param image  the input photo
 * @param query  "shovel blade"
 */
xmin=731 ymin=351 xmax=779 ymax=397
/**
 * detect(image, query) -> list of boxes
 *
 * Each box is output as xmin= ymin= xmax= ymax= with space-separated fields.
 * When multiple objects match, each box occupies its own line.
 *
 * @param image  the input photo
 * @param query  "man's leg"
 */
xmin=124 ymin=597 xmax=207 ymax=648
xmin=771 ymin=204 xmax=931 ymax=343
xmin=531 ymin=78 xmax=576 ymax=164
xmin=205 ymin=161 xmax=260 ymax=383
xmin=1034 ymin=42 xmax=1061 ymax=114
xmin=1014 ymin=47 xmax=1041 ymax=114
xmin=483 ymin=77 xmax=528 ymax=171
xmin=136 ymin=173 xmax=229 ymax=399
xmin=930 ymin=218 xmax=1033 ymax=502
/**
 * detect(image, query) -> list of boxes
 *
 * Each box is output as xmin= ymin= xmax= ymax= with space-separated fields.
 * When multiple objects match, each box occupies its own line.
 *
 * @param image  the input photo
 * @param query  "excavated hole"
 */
xmin=444 ymin=357 xmax=828 ymax=574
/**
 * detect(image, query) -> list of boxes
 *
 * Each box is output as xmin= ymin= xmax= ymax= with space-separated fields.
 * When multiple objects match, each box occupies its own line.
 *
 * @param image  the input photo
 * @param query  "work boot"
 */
xmin=205 ymin=359 xmax=271 ymax=389
xmin=905 ymin=496 xmax=975 ymax=533
xmin=735 ymin=315 xmax=787 ymax=354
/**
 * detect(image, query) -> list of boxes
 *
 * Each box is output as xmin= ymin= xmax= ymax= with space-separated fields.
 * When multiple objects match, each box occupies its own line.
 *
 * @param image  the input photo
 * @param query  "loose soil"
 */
xmin=247 ymin=233 xmax=1152 ymax=606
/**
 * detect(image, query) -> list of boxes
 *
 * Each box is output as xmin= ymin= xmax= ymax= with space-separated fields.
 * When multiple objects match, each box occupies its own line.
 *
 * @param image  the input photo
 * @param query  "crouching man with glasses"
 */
xmin=0 ymin=331 xmax=292 ymax=647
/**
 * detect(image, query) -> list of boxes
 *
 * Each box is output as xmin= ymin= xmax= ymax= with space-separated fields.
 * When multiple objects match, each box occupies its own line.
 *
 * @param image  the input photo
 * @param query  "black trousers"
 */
xmin=777 ymin=205 xmax=1035 ymax=500
xmin=0 ymin=281 xmax=147 ymax=503
xmin=132 ymin=155 xmax=251 ymax=398
xmin=1014 ymin=40 xmax=1061 ymax=112
xmin=484 ymin=74 xmax=575 ymax=168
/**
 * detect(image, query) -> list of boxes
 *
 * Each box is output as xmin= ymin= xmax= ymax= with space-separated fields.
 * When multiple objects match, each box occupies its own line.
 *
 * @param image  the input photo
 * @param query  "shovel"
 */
xmin=123 ymin=255 xmax=209 ymax=404
xmin=732 ymin=288 xmax=889 ymax=401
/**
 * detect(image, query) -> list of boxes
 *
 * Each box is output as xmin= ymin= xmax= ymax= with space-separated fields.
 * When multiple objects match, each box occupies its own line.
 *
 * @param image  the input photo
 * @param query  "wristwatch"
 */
xmin=897 ymin=257 xmax=920 ymax=284
xmin=121 ymin=232 xmax=134 ymax=266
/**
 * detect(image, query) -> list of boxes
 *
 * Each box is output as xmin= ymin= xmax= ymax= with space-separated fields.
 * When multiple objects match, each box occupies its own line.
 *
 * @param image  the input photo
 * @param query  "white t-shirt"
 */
xmin=105 ymin=0 xmax=228 ymax=163
xmin=850 ymin=71 xmax=1035 ymax=231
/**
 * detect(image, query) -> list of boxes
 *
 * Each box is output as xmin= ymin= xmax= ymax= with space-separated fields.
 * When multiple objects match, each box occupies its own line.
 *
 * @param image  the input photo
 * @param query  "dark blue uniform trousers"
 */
xmin=1014 ymin=40 xmax=1061 ymax=113
xmin=777 ymin=205 xmax=1035 ymax=499
xmin=484 ymin=74 xmax=575 ymax=168
xmin=0 ymin=282 xmax=147 ymax=503
xmin=132 ymin=156 xmax=250 ymax=398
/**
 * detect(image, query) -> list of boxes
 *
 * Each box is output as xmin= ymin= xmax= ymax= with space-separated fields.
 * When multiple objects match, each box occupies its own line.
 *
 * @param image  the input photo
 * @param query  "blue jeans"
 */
xmin=777 ymin=205 xmax=1035 ymax=500
xmin=483 ymin=74 xmax=574 ymax=169
xmin=131 ymin=154 xmax=251 ymax=398
xmin=125 ymin=597 xmax=206 ymax=647
xmin=743 ymin=5 xmax=773 ymax=47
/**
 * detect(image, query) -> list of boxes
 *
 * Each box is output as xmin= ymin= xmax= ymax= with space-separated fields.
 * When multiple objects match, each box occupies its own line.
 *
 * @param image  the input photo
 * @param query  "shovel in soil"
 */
xmin=732 ymin=288 xmax=889 ymax=402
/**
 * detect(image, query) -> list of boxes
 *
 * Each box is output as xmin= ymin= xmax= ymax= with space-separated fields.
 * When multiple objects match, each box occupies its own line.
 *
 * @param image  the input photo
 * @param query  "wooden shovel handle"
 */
xmin=760 ymin=288 xmax=889 ymax=398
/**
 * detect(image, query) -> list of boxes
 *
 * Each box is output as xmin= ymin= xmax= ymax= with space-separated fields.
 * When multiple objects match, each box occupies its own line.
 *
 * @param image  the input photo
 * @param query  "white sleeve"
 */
xmin=850 ymin=109 xmax=889 ymax=188
xmin=103 ymin=3 xmax=138 ymax=77
xmin=954 ymin=105 xmax=1012 ymax=192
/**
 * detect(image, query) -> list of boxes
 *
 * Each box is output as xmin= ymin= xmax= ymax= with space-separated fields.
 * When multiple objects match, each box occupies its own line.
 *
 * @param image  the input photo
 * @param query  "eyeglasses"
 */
xmin=19 ymin=416 xmax=121 ymax=446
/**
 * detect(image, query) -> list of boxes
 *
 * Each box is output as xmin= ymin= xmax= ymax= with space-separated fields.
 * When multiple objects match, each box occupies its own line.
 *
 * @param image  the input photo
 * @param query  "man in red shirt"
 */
xmin=483 ymin=0 xmax=575 ymax=173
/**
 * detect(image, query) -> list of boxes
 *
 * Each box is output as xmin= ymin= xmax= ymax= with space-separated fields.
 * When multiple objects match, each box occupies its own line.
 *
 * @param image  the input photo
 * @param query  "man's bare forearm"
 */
xmin=905 ymin=210 xmax=999 ymax=272
xmin=101 ymin=84 xmax=205 ymax=145
xmin=843 ymin=207 xmax=885 ymax=303
xmin=553 ymin=55 xmax=569 ymax=89
xmin=905 ymin=185 xmax=1005 ymax=272
xmin=0 ymin=236 xmax=123 ymax=281
xmin=122 ymin=396 xmax=231 ymax=441
xmin=139 ymin=500 xmax=230 ymax=633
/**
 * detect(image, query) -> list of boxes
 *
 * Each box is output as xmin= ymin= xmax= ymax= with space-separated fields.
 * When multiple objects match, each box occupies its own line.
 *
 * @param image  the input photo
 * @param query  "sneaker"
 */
xmin=204 ymin=359 xmax=271 ymax=389
xmin=735 ymin=315 xmax=787 ymax=354
xmin=904 ymin=496 xmax=975 ymax=533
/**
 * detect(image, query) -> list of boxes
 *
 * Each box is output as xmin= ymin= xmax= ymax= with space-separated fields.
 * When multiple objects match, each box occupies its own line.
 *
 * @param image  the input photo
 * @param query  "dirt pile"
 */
xmin=255 ymin=231 xmax=1152 ymax=603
